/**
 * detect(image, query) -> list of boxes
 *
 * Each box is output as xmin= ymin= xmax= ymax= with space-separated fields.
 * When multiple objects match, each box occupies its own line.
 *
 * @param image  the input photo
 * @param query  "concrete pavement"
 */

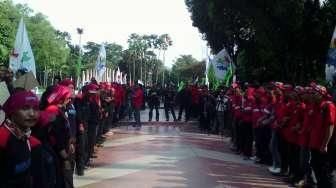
xmin=74 ymin=121 xmax=292 ymax=188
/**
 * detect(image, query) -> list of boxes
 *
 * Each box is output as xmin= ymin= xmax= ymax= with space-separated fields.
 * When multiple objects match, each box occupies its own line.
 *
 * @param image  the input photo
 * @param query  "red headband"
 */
xmin=3 ymin=91 xmax=39 ymax=116
xmin=47 ymin=85 xmax=71 ymax=105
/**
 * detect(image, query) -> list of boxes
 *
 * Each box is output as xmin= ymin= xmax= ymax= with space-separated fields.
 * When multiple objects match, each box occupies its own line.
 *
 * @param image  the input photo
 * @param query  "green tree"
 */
xmin=185 ymin=0 xmax=336 ymax=84
xmin=171 ymin=55 xmax=205 ymax=84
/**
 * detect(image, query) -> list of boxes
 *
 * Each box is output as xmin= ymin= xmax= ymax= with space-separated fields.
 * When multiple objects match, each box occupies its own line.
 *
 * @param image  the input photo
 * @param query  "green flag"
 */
xmin=178 ymin=81 xmax=185 ymax=92
xmin=207 ymin=63 xmax=218 ymax=90
xmin=224 ymin=63 xmax=233 ymax=86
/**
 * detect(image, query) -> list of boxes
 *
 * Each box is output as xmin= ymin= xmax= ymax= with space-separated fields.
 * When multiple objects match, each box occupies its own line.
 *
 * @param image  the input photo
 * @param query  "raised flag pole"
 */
xmin=76 ymin=28 xmax=84 ymax=88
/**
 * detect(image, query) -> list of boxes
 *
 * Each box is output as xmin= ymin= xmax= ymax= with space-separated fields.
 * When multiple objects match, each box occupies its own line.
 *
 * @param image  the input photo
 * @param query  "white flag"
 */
xmin=210 ymin=48 xmax=232 ymax=81
xmin=116 ymin=67 xmax=121 ymax=84
xmin=95 ymin=43 xmax=106 ymax=82
xmin=9 ymin=18 xmax=36 ymax=77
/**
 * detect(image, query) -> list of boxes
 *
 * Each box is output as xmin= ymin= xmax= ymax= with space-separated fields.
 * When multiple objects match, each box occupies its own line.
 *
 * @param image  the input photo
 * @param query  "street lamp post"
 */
xmin=76 ymin=28 xmax=83 ymax=88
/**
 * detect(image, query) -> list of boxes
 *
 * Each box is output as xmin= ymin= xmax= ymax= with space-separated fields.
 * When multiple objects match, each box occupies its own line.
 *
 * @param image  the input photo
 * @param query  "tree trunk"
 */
xmin=162 ymin=50 xmax=166 ymax=87
xmin=144 ymin=54 xmax=147 ymax=86
xmin=156 ymin=50 xmax=161 ymax=84
xmin=133 ymin=56 xmax=136 ymax=84
xmin=140 ymin=58 xmax=143 ymax=82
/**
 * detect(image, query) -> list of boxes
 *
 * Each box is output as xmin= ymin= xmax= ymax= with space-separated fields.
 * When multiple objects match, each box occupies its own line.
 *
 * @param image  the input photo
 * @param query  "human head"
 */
xmin=47 ymin=85 xmax=72 ymax=107
xmin=3 ymin=90 xmax=39 ymax=130
xmin=59 ymin=79 xmax=75 ymax=97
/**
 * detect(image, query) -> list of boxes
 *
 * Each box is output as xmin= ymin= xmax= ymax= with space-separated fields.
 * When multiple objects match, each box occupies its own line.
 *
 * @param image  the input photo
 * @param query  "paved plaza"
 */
xmin=74 ymin=110 xmax=291 ymax=188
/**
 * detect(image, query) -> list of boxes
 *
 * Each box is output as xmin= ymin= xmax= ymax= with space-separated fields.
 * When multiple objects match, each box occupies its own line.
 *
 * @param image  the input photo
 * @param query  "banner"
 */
xmin=206 ymin=48 xmax=234 ymax=89
xmin=95 ymin=43 xmax=106 ymax=81
xmin=326 ymin=26 xmax=336 ymax=82
xmin=9 ymin=18 xmax=36 ymax=77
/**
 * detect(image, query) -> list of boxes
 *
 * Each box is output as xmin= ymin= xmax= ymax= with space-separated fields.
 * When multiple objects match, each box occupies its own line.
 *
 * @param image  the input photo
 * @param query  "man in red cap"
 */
xmin=0 ymin=90 xmax=44 ymax=188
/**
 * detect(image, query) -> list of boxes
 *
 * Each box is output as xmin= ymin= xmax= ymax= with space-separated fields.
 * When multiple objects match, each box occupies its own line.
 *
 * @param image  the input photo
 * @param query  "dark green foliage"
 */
xmin=185 ymin=0 xmax=336 ymax=84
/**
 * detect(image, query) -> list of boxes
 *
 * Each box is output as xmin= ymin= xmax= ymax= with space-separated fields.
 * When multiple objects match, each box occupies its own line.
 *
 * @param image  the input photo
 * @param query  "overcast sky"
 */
xmin=13 ymin=0 xmax=209 ymax=67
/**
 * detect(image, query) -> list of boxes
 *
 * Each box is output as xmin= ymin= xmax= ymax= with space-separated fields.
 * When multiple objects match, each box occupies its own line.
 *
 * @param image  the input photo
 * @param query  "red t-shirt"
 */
xmin=282 ymin=102 xmax=305 ymax=144
xmin=241 ymin=97 xmax=254 ymax=123
xmin=132 ymin=88 xmax=144 ymax=109
xmin=252 ymin=103 xmax=264 ymax=128
xmin=232 ymin=95 xmax=242 ymax=119
xmin=297 ymin=103 xmax=314 ymax=147
xmin=271 ymin=101 xmax=288 ymax=129
xmin=309 ymin=101 xmax=336 ymax=150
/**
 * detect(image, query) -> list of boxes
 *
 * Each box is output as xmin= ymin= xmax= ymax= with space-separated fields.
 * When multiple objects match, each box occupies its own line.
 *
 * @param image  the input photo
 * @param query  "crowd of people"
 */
xmin=0 ymin=65 xmax=147 ymax=187
xmin=219 ymin=81 xmax=336 ymax=188
xmin=0 ymin=64 xmax=218 ymax=188
xmin=1 ymin=62 xmax=336 ymax=188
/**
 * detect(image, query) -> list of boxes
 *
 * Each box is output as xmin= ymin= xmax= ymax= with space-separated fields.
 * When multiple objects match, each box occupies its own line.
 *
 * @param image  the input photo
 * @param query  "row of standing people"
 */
xmin=141 ymin=84 xmax=217 ymax=124
xmin=0 ymin=74 xmax=145 ymax=188
xmin=225 ymin=81 xmax=336 ymax=188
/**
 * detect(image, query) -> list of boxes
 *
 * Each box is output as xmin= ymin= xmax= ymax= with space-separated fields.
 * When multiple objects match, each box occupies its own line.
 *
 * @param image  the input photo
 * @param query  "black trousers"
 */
xmin=149 ymin=104 xmax=160 ymax=121
xmin=288 ymin=143 xmax=301 ymax=180
xmin=258 ymin=126 xmax=271 ymax=163
xmin=200 ymin=114 xmax=211 ymax=132
xmin=164 ymin=103 xmax=176 ymax=121
xmin=311 ymin=148 xmax=336 ymax=188
xmin=240 ymin=121 xmax=253 ymax=157
xmin=178 ymin=104 xmax=190 ymax=121
xmin=87 ymin=124 xmax=98 ymax=158
xmin=279 ymin=136 xmax=289 ymax=173
xmin=75 ymin=132 xmax=85 ymax=175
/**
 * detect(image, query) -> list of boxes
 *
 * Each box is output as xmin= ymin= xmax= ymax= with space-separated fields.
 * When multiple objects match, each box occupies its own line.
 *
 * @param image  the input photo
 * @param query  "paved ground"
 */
xmin=74 ymin=109 xmax=291 ymax=188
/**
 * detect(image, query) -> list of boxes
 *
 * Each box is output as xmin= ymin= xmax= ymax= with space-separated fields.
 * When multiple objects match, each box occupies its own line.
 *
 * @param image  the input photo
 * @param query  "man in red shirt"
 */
xmin=309 ymin=85 xmax=336 ymax=188
xmin=132 ymin=82 xmax=144 ymax=129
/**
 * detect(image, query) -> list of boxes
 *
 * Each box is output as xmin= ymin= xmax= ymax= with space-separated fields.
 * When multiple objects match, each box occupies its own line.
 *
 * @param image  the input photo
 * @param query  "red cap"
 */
xmin=58 ymin=79 xmax=74 ymax=87
xmin=47 ymin=85 xmax=71 ymax=105
xmin=3 ymin=91 xmax=39 ymax=116
xmin=83 ymin=83 xmax=99 ymax=93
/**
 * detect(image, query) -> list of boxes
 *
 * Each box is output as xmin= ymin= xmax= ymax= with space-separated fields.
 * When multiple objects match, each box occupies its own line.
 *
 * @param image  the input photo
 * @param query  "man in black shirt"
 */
xmin=148 ymin=85 xmax=160 ymax=122
xmin=163 ymin=85 xmax=177 ymax=121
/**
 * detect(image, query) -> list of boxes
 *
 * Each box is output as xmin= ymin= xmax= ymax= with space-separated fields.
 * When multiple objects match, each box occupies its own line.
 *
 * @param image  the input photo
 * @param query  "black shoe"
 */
xmin=77 ymin=171 xmax=84 ymax=176
xmin=166 ymin=119 xmax=169 ymax=122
